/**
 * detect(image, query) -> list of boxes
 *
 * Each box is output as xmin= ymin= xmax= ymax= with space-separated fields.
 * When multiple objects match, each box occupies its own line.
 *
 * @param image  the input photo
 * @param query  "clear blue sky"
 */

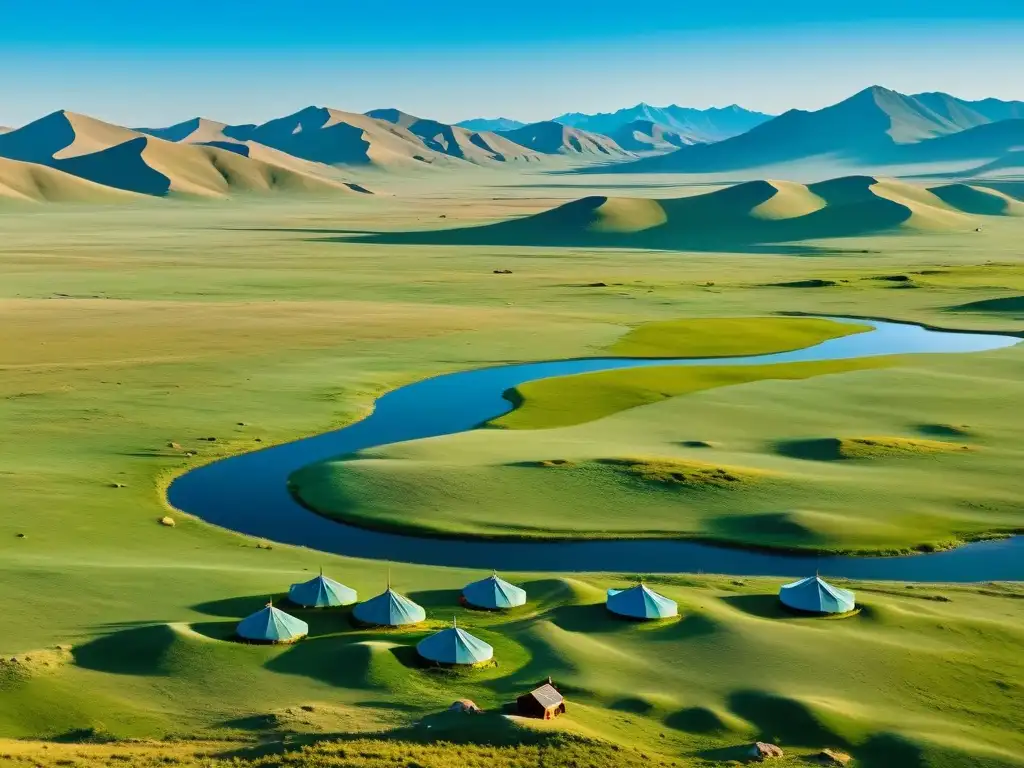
xmin=2 ymin=0 xmax=1023 ymax=127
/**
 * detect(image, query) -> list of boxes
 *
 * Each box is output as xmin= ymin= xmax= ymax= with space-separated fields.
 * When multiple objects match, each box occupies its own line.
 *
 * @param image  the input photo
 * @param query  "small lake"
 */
xmin=167 ymin=318 xmax=1023 ymax=582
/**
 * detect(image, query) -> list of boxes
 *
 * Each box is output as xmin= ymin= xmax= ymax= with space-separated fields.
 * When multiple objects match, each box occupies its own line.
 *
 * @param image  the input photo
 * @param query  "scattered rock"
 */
xmin=200 ymin=437 xmax=217 ymax=442
xmin=159 ymin=516 xmax=176 ymax=527
xmin=168 ymin=442 xmax=182 ymax=450
xmin=110 ymin=482 xmax=126 ymax=489
xmin=184 ymin=450 xmax=197 ymax=456
xmin=300 ymin=704 xmax=315 ymax=712
xmin=815 ymin=749 xmax=852 ymax=765
xmin=15 ymin=533 xmax=25 ymax=539
xmin=749 ymin=742 xmax=784 ymax=761
xmin=586 ymin=281 xmax=608 ymax=287
xmin=256 ymin=542 xmax=273 ymax=550
xmin=439 ymin=214 xmax=447 ymax=219
xmin=493 ymin=269 xmax=513 ymax=274
xmin=254 ymin=439 xmax=263 ymax=443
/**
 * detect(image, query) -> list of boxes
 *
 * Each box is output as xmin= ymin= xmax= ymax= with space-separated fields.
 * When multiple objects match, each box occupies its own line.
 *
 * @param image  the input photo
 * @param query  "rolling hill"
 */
xmin=137 ymin=117 xmax=256 ymax=145
xmin=238 ymin=106 xmax=470 ymax=169
xmin=0 ymin=155 xmax=146 ymax=204
xmin=0 ymin=110 xmax=370 ymax=198
xmin=555 ymin=103 xmax=772 ymax=142
xmin=496 ymin=121 xmax=630 ymax=158
xmin=366 ymin=109 xmax=541 ymax=164
xmin=357 ymin=176 xmax=1013 ymax=250
xmin=614 ymin=86 xmax=1024 ymax=174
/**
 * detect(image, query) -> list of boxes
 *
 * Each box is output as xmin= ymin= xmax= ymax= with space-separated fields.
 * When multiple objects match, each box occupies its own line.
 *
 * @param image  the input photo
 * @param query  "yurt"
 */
xmin=462 ymin=571 xmax=527 ymax=610
xmin=236 ymin=602 xmax=309 ymax=644
xmin=778 ymin=575 xmax=856 ymax=615
xmin=416 ymin=618 xmax=493 ymax=666
xmin=352 ymin=582 xmax=426 ymax=627
xmin=288 ymin=569 xmax=357 ymax=608
xmin=606 ymin=581 xmax=678 ymax=620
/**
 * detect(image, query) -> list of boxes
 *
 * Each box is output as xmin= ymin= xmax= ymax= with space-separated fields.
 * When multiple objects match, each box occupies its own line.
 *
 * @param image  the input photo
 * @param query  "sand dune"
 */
xmin=55 ymin=136 xmax=367 ymax=197
xmin=358 ymin=176 xmax=997 ymax=250
xmin=138 ymin=117 xmax=255 ymax=145
xmin=0 ymin=156 xmax=145 ymax=204
xmin=0 ymin=110 xmax=369 ymax=198
xmin=367 ymin=109 xmax=541 ymax=164
xmin=241 ymin=106 xmax=466 ymax=169
xmin=497 ymin=121 xmax=630 ymax=157
xmin=929 ymin=183 xmax=1024 ymax=216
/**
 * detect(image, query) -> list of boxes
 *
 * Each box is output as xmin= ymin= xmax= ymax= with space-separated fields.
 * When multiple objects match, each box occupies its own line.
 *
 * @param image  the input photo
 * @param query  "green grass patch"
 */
xmin=492 ymin=357 xmax=894 ymax=430
xmin=777 ymin=436 xmax=972 ymax=461
xmin=595 ymin=457 xmax=769 ymax=487
xmin=607 ymin=316 xmax=869 ymax=358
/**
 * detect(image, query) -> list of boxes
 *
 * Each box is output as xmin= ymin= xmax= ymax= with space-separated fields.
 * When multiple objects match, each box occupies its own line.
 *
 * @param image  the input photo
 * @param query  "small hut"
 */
xmin=288 ymin=569 xmax=357 ymax=608
xmin=462 ymin=571 xmax=527 ymax=610
xmin=779 ymin=575 xmax=856 ymax=615
xmin=236 ymin=601 xmax=309 ymax=644
xmin=352 ymin=580 xmax=426 ymax=627
xmin=606 ymin=581 xmax=678 ymax=620
xmin=417 ymin=618 xmax=494 ymax=666
xmin=517 ymin=681 xmax=565 ymax=719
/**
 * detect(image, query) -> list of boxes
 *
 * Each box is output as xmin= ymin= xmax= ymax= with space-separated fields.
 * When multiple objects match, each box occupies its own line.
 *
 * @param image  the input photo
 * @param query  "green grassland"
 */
xmin=1 ymin=173 xmax=1024 ymax=766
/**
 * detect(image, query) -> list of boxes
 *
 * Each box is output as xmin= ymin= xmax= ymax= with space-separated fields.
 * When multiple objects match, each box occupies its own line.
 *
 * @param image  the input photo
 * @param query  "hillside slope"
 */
xmin=0 ymin=111 xmax=367 ymax=198
xmin=616 ymin=86 xmax=1017 ymax=173
xmin=497 ymin=121 xmax=630 ymax=158
xmin=367 ymin=109 xmax=541 ymax=164
xmin=0 ymin=156 xmax=146 ymax=203
xmin=358 ymin=176 xmax=1006 ymax=249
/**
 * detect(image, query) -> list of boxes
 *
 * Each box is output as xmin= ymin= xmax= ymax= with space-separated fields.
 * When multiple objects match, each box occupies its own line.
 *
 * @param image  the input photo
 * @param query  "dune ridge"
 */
xmin=0 ymin=110 xmax=370 ymax=198
xmin=360 ymin=175 xmax=1004 ymax=249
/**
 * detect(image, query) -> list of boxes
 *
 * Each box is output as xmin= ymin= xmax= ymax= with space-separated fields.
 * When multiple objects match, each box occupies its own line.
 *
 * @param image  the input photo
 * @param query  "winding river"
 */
xmin=168 ymin=318 xmax=1024 ymax=582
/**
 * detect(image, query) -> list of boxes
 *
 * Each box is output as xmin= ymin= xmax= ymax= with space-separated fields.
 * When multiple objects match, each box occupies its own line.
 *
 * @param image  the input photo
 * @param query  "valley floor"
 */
xmin=1 ymin=172 xmax=1023 ymax=766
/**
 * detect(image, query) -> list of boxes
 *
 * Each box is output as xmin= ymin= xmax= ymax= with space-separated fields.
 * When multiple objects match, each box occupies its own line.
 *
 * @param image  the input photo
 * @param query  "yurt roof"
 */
xmin=416 ymin=619 xmax=493 ymax=665
xmin=462 ymin=572 xmax=527 ymax=609
xmin=288 ymin=571 xmax=358 ymax=608
xmin=236 ymin=603 xmax=309 ymax=642
xmin=352 ymin=587 xmax=426 ymax=626
xmin=606 ymin=583 xmax=678 ymax=619
xmin=779 ymin=575 xmax=856 ymax=614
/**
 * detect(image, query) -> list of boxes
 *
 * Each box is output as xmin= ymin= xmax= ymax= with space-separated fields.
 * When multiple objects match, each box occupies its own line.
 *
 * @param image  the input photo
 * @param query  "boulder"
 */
xmin=749 ymin=742 xmax=784 ymax=761
xmin=449 ymin=699 xmax=481 ymax=714
xmin=159 ymin=516 xmax=176 ymax=527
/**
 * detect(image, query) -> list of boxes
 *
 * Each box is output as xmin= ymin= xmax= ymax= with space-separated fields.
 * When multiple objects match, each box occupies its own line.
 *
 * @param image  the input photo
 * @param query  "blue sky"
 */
xmin=2 ymin=1 xmax=1023 ymax=127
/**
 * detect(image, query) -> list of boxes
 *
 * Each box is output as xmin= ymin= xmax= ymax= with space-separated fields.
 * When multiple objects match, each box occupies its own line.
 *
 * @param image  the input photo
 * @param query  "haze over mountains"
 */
xmin=0 ymin=86 xmax=1022 ymax=204
xmin=616 ymin=86 xmax=1024 ymax=174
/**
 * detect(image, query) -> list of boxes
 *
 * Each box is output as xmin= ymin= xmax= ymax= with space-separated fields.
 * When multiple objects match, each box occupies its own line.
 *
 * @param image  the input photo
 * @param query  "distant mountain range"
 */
xmin=1 ymin=86 xmax=1022 ymax=204
xmin=455 ymin=117 xmax=526 ymax=132
xmin=554 ymin=103 xmax=772 ymax=143
xmin=612 ymin=86 xmax=1024 ymax=174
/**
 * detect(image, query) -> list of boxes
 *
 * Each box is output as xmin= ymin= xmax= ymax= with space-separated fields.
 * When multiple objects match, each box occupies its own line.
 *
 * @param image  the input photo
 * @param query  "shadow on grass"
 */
xmin=774 ymin=438 xmax=845 ymax=462
xmin=73 ymin=624 xmax=176 ymax=676
xmin=727 ymin=690 xmax=850 ymax=749
xmin=665 ymin=705 xmax=732 ymax=735
xmin=191 ymin=595 xmax=354 ymax=637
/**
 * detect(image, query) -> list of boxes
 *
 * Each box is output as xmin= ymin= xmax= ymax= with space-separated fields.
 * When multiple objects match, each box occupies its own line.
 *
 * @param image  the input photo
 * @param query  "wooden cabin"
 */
xmin=516 ymin=682 xmax=565 ymax=719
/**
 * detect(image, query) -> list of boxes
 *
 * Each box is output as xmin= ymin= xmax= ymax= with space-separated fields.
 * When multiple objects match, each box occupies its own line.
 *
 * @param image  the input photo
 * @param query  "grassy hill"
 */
xmin=352 ymin=176 xmax=1006 ymax=251
xmin=1 ymin=184 xmax=1023 ymax=766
